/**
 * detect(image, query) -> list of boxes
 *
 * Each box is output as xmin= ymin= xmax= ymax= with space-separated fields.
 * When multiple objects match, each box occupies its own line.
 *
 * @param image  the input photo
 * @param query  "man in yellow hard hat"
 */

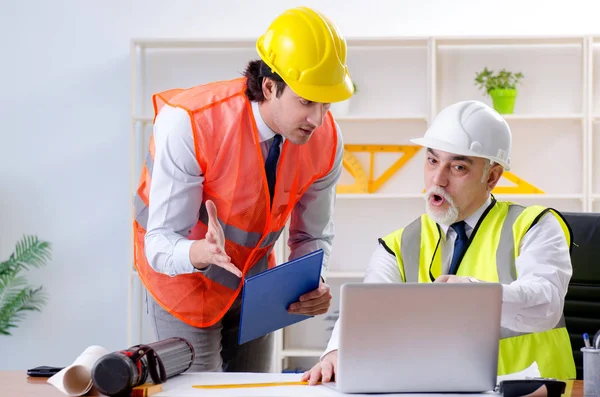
xmin=303 ymin=100 xmax=576 ymax=383
xmin=132 ymin=7 xmax=353 ymax=372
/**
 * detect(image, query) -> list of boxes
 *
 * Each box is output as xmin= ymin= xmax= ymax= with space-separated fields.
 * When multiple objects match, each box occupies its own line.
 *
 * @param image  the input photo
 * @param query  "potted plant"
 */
xmin=474 ymin=67 xmax=524 ymax=114
xmin=0 ymin=235 xmax=51 ymax=335
xmin=330 ymin=82 xmax=358 ymax=116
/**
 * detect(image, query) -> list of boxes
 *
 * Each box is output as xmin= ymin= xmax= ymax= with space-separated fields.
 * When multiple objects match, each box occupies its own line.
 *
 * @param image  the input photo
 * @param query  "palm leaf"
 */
xmin=13 ymin=235 xmax=51 ymax=270
xmin=0 ymin=235 xmax=51 ymax=336
xmin=0 ymin=286 xmax=47 ymax=336
xmin=0 ymin=272 xmax=27 ymax=309
xmin=0 ymin=256 xmax=17 ymax=277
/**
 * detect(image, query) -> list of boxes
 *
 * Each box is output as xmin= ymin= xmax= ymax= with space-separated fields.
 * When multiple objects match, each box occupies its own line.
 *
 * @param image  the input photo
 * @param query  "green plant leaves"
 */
xmin=0 ymin=235 xmax=51 ymax=336
xmin=475 ymin=67 xmax=524 ymax=94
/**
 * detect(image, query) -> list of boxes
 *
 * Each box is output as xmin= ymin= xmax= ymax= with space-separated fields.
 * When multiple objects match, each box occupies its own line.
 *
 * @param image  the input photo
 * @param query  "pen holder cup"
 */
xmin=581 ymin=347 xmax=600 ymax=396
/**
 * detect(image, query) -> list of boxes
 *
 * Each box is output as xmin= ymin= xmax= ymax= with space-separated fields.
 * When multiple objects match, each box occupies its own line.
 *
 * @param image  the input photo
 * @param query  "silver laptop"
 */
xmin=326 ymin=282 xmax=502 ymax=394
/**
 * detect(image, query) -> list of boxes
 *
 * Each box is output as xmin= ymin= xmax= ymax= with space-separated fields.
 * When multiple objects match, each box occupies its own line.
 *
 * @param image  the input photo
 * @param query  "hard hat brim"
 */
xmin=410 ymin=136 xmax=511 ymax=171
xmin=284 ymin=74 xmax=355 ymax=104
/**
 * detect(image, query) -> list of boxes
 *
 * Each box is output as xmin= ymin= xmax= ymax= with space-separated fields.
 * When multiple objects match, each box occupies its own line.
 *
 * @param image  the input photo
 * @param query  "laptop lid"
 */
xmin=334 ymin=282 xmax=502 ymax=394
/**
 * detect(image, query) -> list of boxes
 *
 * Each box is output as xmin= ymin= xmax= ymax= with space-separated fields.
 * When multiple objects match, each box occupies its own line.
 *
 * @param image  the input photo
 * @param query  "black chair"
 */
xmin=561 ymin=211 xmax=600 ymax=379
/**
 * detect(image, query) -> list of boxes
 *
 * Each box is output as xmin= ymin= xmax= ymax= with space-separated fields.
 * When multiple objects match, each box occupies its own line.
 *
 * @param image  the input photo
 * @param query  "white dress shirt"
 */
xmin=322 ymin=196 xmax=573 ymax=358
xmin=144 ymin=101 xmax=344 ymax=278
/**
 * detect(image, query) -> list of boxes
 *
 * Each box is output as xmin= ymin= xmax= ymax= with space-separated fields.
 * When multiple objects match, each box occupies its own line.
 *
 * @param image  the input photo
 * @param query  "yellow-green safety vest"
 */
xmin=380 ymin=199 xmax=576 ymax=380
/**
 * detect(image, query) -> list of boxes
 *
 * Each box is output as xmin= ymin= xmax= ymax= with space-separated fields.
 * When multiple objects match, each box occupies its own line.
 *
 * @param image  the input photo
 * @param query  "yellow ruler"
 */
xmin=337 ymin=149 xmax=369 ymax=193
xmin=336 ymin=144 xmax=422 ymax=194
xmin=192 ymin=381 xmax=319 ymax=389
xmin=337 ymin=143 xmax=544 ymax=195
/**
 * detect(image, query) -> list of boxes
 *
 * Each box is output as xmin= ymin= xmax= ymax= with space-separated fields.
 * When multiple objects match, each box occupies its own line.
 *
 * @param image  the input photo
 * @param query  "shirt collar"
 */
xmin=439 ymin=195 xmax=492 ymax=237
xmin=251 ymin=100 xmax=283 ymax=143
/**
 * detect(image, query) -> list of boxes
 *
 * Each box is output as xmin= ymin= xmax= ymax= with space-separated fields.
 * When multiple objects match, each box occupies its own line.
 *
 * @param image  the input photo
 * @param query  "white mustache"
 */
xmin=425 ymin=186 xmax=453 ymax=204
xmin=424 ymin=186 xmax=459 ymax=225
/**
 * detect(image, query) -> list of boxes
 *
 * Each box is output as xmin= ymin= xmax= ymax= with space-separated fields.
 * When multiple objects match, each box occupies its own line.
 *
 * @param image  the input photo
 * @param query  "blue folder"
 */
xmin=238 ymin=249 xmax=324 ymax=345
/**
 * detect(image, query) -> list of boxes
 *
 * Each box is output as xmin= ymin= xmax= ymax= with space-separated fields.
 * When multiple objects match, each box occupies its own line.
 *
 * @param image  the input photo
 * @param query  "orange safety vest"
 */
xmin=133 ymin=77 xmax=339 ymax=328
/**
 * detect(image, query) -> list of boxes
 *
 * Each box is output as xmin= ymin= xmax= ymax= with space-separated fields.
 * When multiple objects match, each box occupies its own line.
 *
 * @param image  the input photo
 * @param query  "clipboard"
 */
xmin=238 ymin=249 xmax=324 ymax=344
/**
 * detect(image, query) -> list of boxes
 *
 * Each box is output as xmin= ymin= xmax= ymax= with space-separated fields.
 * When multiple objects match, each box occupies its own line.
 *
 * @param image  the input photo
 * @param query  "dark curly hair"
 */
xmin=244 ymin=60 xmax=287 ymax=102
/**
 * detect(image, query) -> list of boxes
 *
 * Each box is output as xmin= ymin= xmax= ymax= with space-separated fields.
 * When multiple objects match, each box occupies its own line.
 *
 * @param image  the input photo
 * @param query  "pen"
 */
xmin=192 ymin=381 xmax=320 ymax=389
xmin=583 ymin=333 xmax=591 ymax=348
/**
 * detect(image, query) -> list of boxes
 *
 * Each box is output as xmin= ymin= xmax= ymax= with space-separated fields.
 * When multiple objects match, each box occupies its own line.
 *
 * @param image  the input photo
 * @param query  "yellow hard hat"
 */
xmin=256 ymin=6 xmax=354 ymax=103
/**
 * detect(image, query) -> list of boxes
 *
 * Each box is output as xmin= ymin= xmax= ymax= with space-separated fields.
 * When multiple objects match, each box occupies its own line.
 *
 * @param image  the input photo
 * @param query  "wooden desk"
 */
xmin=0 ymin=371 xmax=586 ymax=396
xmin=4 ymin=372 xmax=104 ymax=397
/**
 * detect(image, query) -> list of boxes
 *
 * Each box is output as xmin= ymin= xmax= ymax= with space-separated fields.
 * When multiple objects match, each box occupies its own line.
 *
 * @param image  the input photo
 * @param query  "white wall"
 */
xmin=1 ymin=0 xmax=600 ymax=370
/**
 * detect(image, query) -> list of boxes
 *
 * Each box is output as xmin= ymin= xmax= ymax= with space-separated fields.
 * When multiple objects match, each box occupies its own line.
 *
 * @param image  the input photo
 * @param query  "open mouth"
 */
xmin=430 ymin=193 xmax=446 ymax=206
xmin=299 ymin=128 xmax=313 ymax=136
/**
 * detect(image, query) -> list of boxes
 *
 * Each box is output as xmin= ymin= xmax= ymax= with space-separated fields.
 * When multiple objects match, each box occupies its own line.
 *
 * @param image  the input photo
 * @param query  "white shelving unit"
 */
xmin=129 ymin=35 xmax=599 ymax=373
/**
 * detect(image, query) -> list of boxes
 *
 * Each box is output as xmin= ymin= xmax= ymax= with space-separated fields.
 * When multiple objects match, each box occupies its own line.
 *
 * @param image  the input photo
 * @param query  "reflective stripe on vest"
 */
xmin=197 ymin=201 xmax=284 ymax=249
xmin=202 ymin=253 xmax=271 ymax=290
xmin=134 ymin=193 xmax=283 ymax=290
xmin=400 ymin=204 xmax=567 ymax=340
xmin=145 ymin=151 xmax=154 ymax=176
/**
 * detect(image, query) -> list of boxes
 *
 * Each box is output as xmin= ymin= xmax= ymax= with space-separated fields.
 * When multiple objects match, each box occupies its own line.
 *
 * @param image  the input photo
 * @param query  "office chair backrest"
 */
xmin=560 ymin=211 xmax=600 ymax=379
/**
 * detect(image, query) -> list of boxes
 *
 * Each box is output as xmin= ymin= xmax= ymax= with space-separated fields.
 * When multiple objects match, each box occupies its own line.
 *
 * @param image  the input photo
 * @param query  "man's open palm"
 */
xmin=203 ymin=200 xmax=241 ymax=277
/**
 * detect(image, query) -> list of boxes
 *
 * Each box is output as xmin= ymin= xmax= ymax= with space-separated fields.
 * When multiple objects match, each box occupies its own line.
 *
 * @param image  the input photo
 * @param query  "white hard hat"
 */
xmin=411 ymin=100 xmax=512 ymax=170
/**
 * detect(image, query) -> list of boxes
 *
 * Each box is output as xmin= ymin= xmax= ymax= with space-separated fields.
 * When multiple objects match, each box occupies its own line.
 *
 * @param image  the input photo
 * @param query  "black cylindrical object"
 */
xmin=91 ymin=337 xmax=194 ymax=396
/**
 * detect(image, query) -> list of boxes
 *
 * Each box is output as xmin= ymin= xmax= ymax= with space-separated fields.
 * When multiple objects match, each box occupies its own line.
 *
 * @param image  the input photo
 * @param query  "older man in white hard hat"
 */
xmin=303 ymin=100 xmax=576 ymax=383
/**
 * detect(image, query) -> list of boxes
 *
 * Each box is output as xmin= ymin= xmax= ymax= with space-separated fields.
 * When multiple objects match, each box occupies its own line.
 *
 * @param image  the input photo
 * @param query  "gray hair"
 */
xmin=481 ymin=159 xmax=493 ymax=183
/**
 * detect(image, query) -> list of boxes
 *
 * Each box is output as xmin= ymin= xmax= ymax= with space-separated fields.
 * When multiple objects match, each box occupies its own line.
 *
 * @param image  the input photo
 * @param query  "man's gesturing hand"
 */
xmin=189 ymin=200 xmax=242 ymax=277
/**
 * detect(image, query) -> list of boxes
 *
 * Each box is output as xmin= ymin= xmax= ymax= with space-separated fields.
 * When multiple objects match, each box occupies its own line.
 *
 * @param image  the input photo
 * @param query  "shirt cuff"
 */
xmin=321 ymin=344 xmax=338 ymax=361
xmin=500 ymin=284 xmax=523 ymax=329
xmin=173 ymin=238 xmax=196 ymax=274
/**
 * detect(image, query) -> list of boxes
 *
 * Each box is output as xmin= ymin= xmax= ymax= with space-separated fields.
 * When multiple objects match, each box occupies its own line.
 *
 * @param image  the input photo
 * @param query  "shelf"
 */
xmin=132 ymin=37 xmax=430 ymax=50
xmin=327 ymin=271 xmax=365 ymax=279
xmin=491 ymin=194 xmax=585 ymax=200
xmin=336 ymin=193 xmax=584 ymax=200
xmin=337 ymin=193 xmax=423 ymax=199
xmin=502 ymin=114 xmax=583 ymax=121
xmin=335 ymin=115 xmax=427 ymax=122
xmin=346 ymin=37 xmax=429 ymax=48
xmin=130 ymin=35 xmax=599 ymax=372
xmin=133 ymin=116 xmax=154 ymax=124
xmin=133 ymin=37 xmax=255 ymax=49
xmin=134 ymin=36 xmax=586 ymax=50
xmin=280 ymin=349 xmax=323 ymax=358
xmin=436 ymin=35 xmax=584 ymax=47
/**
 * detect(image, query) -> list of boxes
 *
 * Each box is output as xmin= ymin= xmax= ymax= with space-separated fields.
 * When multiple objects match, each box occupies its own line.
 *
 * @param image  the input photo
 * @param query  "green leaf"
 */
xmin=474 ymin=67 xmax=524 ymax=93
xmin=13 ymin=236 xmax=51 ymax=271
xmin=0 ymin=235 xmax=51 ymax=336
xmin=0 ymin=285 xmax=47 ymax=336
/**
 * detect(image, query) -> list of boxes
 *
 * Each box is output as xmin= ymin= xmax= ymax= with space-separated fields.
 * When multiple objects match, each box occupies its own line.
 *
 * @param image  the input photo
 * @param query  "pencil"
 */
xmin=192 ymin=381 xmax=321 ymax=389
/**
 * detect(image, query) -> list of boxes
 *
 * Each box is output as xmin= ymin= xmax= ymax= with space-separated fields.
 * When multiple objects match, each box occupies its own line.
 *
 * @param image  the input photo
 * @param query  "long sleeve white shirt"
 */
xmin=322 ymin=196 xmax=573 ymax=357
xmin=144 ymin=101 xmax=344 ymax=278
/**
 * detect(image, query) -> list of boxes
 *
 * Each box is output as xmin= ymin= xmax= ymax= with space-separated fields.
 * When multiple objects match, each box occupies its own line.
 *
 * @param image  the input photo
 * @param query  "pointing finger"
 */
xmin=206 ymin=200 xmax=218 ymax=226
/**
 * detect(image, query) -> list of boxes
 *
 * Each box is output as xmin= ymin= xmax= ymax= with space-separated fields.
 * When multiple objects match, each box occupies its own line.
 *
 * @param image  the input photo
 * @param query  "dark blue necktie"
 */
xmin=448 ymin=221 xmax=468 ymax=275
xmin=265 ymin=134 xmax=282 ymax=205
